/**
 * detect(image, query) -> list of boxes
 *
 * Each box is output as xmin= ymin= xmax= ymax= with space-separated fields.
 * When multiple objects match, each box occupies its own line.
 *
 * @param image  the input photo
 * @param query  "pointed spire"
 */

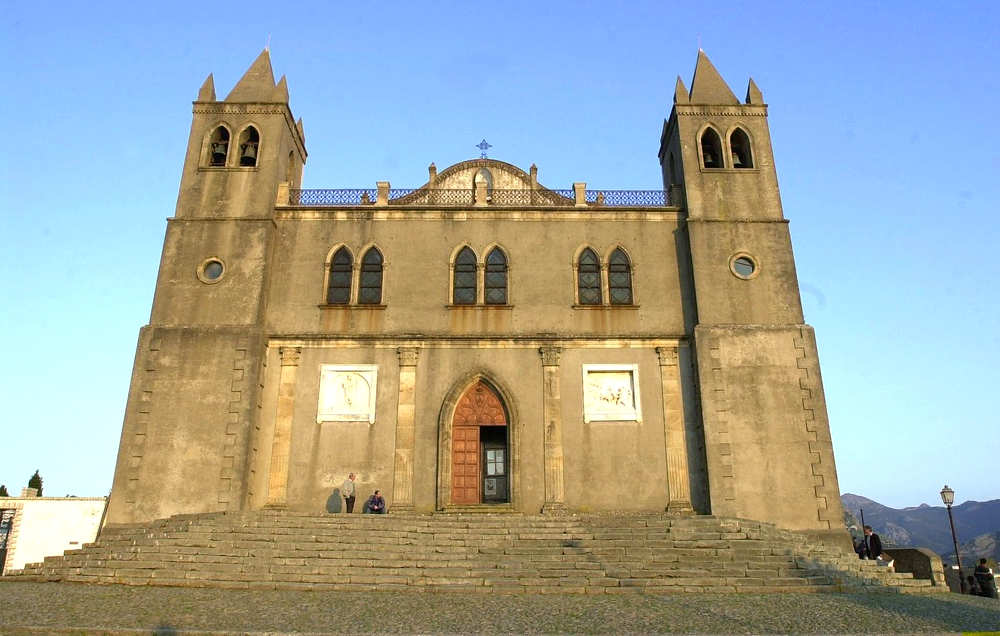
xmin=688 ymin=50 xmax=739 ymax=105
xmin=197 ymin=74 xmax=216 ymax=102
xmin=225 ymin=49 xmax=276 ymax=102
xmin=673 ymin=76 xmax=689 ymax=104
xmin=745 ymin=78 xmax=763 ymax=104
xmin=272 ymin=75 xmax=289 ymax=103
xmin=296 ymin=117 xmax=305 ymax=143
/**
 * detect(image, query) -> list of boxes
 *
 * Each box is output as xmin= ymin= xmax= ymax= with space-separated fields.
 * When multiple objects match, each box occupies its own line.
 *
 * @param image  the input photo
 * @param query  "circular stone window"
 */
xmin=729 ymin=253 xmax=759 ymax=280
xmin=197 ymin=257 xmax=226 ymax=284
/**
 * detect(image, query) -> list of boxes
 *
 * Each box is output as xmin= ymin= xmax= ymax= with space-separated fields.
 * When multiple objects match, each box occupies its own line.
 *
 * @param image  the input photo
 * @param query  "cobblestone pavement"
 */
xmin=0 ymin=581 xmax=998 ymax=634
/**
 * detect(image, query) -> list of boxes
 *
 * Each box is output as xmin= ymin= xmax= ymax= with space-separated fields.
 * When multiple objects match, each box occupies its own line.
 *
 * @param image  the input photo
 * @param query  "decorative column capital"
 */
xmin=279 ymin=346 xmax=302 ymax=367
xmin=397 ymin=347 xmax=420 ymax=366
xmin=539 ymin=346 xmax=562 ymax=366
xmin=656 ymin=346 xmax=678 ymax=367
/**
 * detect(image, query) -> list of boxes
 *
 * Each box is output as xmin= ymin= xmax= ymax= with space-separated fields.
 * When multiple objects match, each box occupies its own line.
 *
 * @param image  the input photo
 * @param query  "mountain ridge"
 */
xmin=840 ymin=493 xmax=1000 ymax=562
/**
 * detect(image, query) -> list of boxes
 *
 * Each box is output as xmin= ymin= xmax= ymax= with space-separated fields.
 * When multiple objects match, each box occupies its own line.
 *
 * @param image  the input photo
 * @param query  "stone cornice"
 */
xmin=167 ymin=217 xmax=275 ymax=223
xmin=265 ymin=336 xmax=687 ymax=348
xmin=275 ymin=209 xmax=681 ymax=222
xmin=674 ymin=104 xmax=768 ymax=117
xmin=685 ymin=217 xmax=789 ymax=225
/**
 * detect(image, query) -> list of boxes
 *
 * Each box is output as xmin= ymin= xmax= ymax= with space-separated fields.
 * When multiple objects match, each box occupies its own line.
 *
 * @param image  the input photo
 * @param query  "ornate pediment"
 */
xmin=390 ymin=158 xmax=575 ymax=206
xmin=433 ymin=159 xmax=534 ymax=190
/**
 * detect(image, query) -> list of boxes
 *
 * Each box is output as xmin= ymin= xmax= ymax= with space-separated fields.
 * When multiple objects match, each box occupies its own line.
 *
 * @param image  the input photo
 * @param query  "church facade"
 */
xmin=107 ymin=50 xmax=846 ymax=545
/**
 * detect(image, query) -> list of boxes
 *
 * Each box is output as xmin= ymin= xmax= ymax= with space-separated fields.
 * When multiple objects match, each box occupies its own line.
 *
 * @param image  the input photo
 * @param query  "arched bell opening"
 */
xmin=729 ymin=127 xmax=754 ymax=169
xmin=208 ymin=126 xmax=230 ymax=167
xmin=699 ymin=127 xmax=723 ymax=169
xmin=238 ymin=126 xmax=260 ymax=167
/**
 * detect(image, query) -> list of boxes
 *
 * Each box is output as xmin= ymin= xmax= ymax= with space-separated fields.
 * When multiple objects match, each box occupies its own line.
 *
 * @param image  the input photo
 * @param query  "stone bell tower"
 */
xmin=106 ymin=51 xmax=306 ymax=524
xmin=660 ymin=51 xmax=847 ymax=545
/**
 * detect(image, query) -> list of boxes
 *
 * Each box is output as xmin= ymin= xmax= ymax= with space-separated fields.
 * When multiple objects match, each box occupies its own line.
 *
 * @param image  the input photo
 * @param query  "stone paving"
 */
xmin=0 ymin=581 xmax=998 ymax=634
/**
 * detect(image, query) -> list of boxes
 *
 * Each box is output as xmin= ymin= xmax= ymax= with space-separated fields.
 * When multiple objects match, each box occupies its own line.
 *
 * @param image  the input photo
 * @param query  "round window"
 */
xmin=197 ymin=258 xmax=226 ymax=284
xmin=729 ymin=253 xmax=759 ymax=280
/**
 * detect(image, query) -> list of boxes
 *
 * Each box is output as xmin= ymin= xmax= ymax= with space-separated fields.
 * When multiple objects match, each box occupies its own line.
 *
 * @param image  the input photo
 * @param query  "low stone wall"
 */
xmin=0 ymin=497 xmax=107 ymax=574
xmin=882 ymin=548 xmax=946 ymax=588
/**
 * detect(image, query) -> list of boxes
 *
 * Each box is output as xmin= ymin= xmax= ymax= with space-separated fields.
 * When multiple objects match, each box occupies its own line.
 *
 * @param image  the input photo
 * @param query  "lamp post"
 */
xmin=940 ymin=485 xmax=965 ymax=593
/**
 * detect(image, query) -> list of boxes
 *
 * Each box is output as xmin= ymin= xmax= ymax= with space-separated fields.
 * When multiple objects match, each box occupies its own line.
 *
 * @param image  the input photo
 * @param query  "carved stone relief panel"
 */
xmin=317 ymin=364 xmax=378 ymax=423
xmin=582 ymin=364 xmax=642 ymax=423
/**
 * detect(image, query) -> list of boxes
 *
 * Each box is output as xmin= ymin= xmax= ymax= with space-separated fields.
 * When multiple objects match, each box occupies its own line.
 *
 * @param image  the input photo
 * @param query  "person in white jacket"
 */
xmin=341 ymin=473 xmax=356 ymax=513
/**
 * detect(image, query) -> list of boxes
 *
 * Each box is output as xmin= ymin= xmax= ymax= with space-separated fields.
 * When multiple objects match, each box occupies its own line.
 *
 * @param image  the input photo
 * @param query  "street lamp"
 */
xmin=940 ymin=485 xmax=965 ymax=593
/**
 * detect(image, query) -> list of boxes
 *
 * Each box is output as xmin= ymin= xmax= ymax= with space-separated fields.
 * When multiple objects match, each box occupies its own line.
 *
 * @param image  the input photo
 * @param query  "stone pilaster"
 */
xmin=265 ymin=346 xmax=300 ymax=508
xmin=391 ymin=347 xmax=419 ymax=512
xmin=539 ymin=346 xmax=567 ymax=514
xmin=657 ymin=346 xmax=693 ymax=513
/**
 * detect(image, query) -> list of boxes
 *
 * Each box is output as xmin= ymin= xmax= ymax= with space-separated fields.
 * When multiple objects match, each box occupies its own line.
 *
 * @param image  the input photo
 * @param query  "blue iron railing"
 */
xmin=288 ymin=188 xmax=674 ymax=207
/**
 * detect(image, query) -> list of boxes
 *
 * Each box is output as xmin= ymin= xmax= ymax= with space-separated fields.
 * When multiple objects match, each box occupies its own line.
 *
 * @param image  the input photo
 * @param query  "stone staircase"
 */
xmin=6 ymin=512 xmax=942 ymax=594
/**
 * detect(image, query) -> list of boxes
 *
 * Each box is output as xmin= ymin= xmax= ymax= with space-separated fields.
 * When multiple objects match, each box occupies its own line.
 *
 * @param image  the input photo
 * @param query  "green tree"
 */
xmin=27 ymin=470 xmax=42 ymax=496
xmin=0 ymin=484 xmax=9 ymax=497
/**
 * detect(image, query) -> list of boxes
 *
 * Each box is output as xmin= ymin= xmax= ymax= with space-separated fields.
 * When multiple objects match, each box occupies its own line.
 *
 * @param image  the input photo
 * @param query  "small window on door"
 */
xmin=485 ymin=449 xmax=505 ymax=476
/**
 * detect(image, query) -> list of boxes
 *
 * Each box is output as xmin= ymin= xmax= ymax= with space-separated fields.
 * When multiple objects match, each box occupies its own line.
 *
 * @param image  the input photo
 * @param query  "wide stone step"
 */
xmin=12 ymin=511 xmax=937 ymax=595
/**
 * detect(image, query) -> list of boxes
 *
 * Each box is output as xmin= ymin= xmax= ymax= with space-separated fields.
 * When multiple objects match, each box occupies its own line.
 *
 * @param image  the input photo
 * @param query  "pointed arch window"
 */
xmin=730 ymin=128 xmax=753 ymax=168
xmin=485 ymin=248 xmax=508 ymax=305
xmin=209 ymin=126 xmax=230 ymax=166
xmin=358 ymin=247 xmax=383 ymax=305
xmin=453 ymin=247 xmax=477 ymax=305
xmin=286 ymin=150 xmax=298 ymax=187
xmin=700 ymin=128 xmax=723 ymax=169
xmin=238 ymin=126 xmax=260 ymax=167
xmin=327 ymin=247 xmax=353 ymax=304
xmin=608 ymin=248 xmax=633 ymax=305
xmin=577 ymin=248 xmax=602 ymax=305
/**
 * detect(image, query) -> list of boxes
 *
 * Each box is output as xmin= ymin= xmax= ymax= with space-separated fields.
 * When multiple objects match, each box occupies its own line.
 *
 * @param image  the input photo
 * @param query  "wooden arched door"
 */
xmin=451 ymin=381 xmax=508 ymax=504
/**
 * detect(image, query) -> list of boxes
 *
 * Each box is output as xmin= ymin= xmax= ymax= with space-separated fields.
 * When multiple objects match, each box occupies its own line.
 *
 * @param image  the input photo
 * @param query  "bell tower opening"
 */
xmin=450 ymin=381 xmax=509 ymax=505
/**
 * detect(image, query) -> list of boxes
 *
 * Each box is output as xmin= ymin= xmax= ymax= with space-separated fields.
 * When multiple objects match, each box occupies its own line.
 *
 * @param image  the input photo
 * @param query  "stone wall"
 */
xmin=249 ymin=340 xmax=703 ymax=515
xmin=0 ymin=497 xmax=106 ymax=574
xmin=883 ymin=547 xmax=946 ymax=587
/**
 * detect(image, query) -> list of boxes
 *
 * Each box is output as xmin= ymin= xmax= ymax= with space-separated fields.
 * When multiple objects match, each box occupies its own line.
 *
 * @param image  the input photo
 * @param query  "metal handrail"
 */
xmin=288 ymin=188 xmax=673 ymax=207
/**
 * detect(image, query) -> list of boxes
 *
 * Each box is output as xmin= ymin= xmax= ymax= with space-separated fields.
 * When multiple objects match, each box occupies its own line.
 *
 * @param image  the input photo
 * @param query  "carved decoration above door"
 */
xmin=453 ymin=381 xmax=506 ymax=427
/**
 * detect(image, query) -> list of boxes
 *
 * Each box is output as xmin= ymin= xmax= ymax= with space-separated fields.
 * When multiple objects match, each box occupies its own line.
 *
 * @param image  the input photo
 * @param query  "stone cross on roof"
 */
xmin=476 ymin=139 xmax=492 ymax=159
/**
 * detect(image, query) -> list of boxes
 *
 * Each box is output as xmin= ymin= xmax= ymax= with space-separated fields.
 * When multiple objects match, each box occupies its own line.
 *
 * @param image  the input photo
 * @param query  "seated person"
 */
xmin=974 ymin=558 xmax=998 ymax=598
xmin=967 ymin=575 xmax=981 ymax=596
xmin=363 ymin=490 xmax=386 ymax=514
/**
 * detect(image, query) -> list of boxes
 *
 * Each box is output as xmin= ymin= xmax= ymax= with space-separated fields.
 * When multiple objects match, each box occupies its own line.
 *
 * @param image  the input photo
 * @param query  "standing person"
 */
xmin=974 ymin=558 xmax=998 ymax=599
xmin=341 ymin=473 xmax=356 ymax=513
xmin=364 ymin=490 xmax=386 ymax=514
xmin=862 ymin=525 xmax=882 ymax=560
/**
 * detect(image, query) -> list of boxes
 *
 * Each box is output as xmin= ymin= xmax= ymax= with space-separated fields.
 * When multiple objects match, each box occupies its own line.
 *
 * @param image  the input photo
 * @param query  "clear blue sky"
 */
xmin=1 ymin=1 xmax=997 ymax=509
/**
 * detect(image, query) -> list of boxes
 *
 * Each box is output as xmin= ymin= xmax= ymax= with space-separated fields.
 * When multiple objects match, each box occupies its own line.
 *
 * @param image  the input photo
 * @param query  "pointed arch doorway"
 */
xmin=450 ymin=381 xmax=509 ymax=505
